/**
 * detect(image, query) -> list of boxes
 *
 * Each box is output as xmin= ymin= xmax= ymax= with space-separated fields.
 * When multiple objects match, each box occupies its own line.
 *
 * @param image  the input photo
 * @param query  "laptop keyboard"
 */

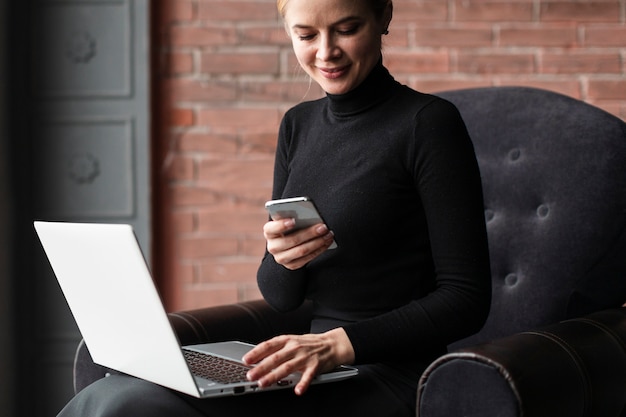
xmin=183 ymin=349 xmax=252 ymax=384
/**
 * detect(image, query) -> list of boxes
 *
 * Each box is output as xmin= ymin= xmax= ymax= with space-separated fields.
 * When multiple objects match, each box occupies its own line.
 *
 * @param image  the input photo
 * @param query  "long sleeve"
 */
xmin=256 ymin=62 xmax=491 ymax=366
xmin=256 ymin=118 xmax=310 ymax=312
xmin=342 ymin=99 xmax=491 ymax=363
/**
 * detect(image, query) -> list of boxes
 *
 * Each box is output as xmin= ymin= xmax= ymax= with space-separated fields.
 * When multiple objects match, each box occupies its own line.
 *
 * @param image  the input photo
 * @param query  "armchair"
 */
xmin=74 ymin=87 xmax=626 ymax=416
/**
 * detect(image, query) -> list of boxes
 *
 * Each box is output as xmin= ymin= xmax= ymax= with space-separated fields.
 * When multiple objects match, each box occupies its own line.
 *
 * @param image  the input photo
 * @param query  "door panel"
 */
xmin=23 ymin=1 xmax=150 ymax=415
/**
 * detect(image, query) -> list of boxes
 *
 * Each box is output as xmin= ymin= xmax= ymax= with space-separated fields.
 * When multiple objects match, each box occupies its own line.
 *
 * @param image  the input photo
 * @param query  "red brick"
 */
xmin=164 ymin=154 xmax=196 ymax=181
xmin=455 ymin=1 xmax=534 ymax=22
xmin=240 ymin=25 xmax=291 ymax=46
xmin=158 ymin=0 xmax=195 ymax=25
xmin=499 ymin=26 xmax=577 ymax=47
xmin=383 ymin=27 xmax=410 ymax=48
xmin=169 ymin=108 xmax=195 ymax=126
xmin=239 ymin=132 xmax=279 ymax=154
xmin=241 ymin=285 xmax=263 ymax=302
xmin=165 ymin=52 xmax=194 ymax=75
xmin=392 ymin=1 xmax=448 ymax=22
xmin=197 ymin=207 xmax=267 ymax=235
xmin=411 ymin=78 xmax=493 ymax=94
xmin=584 ymin=26 xmax=626 ymax=46
xmin=457 ymin=52 xmax=535 ymax=74
xmin=198 ymin=108 xmax=282 ymax=134
xmin=413 ymin=26 xmax=494 ymax=47
xmin=173 ymin=261 xmax=195 ymax=285
xmin=587 ymin=80 xmax=626 ymax=100
xmin=197 ymin=1 xmax=278 ymax=22
xmin=540 ymin=2 xmax=621 ymax=23
xmin=176 ymin=132 xmax=238 ymax=154
xmin=240 ymin=80 xmax=324 ymax=103
xmin=385 ymin=51 xmax=449 ymax=74
xmin=198 ymin=260 xmax=260 ymax=284
xmin=171 ymin=211 xmax=196 ymax=234
xmin=200 ymin=52 xmax=280 ymax=75
xmin=152 ymin=0 xmax=626 ymax=311
xmin=197 ymin=157 xmax=274 ymax=197
xmin=540 ymin=52 xmax=621 ymax=74
xmin=180 ymin=285 xmax=240 ymax=310
xmin=241 ymin=237 xmax=266 ymax=258
xmin=170 ymin=185 xmax=221 ymax=207
xmin=179 ymin=236 xmax=239 ymax=259
xmin=164 ymin=79 xmax=238 ymax=103
xmin=168 ymin=25 xmax=238 ymax=47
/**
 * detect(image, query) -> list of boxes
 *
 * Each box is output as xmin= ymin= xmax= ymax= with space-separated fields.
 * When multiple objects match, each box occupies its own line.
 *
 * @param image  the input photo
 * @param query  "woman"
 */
xmin=58 ymin=0 xmax=491 ymax=415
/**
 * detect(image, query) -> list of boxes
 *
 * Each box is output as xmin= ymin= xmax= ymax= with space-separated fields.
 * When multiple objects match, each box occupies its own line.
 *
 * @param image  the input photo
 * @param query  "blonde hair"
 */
xmin=277 ymin=0 xmax=392 ymax=20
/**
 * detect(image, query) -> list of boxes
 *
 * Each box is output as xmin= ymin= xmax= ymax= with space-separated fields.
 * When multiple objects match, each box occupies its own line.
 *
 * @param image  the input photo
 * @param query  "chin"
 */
xmin=320 ymin=80 xmax=356 ymax=95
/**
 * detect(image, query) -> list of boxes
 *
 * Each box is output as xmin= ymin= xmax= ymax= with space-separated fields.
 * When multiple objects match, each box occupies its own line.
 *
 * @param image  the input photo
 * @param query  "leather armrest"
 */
xmin=169 ymin=299 xmax=313 ymax=345
xmin=417 ymin=308 xmax=626 ymax=417
xmin=73 ymin=299 xmax=313 ymax=394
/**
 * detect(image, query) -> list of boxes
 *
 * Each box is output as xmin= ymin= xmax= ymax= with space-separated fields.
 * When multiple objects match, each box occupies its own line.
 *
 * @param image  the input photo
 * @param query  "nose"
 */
xmin=316 ymin=33 xmax=340 ymax=61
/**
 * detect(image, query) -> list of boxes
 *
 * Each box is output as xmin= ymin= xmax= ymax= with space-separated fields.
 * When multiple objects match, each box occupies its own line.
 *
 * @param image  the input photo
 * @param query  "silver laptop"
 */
xmin=33 ymin=221 xmax=358 ymax=398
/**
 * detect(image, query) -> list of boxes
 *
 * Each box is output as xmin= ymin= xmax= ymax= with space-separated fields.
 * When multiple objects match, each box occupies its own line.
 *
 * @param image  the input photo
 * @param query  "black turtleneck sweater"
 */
xmin=257 ymin=62 xmax=491 ymax=367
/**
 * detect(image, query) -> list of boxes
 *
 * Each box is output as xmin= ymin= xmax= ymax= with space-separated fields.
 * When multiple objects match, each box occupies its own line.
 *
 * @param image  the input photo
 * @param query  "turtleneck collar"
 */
xmin=325 ymin=59 xmax=398 ymax=117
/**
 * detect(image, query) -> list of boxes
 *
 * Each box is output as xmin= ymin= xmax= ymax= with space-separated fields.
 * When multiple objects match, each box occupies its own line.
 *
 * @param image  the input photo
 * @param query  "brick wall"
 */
xmin=152 ymin=0 xmax=626 ymax=312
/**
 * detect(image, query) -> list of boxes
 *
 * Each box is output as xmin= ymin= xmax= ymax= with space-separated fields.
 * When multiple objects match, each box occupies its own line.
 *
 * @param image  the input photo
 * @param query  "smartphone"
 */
xmin=264 ymin=196 xmax=337 ymax=249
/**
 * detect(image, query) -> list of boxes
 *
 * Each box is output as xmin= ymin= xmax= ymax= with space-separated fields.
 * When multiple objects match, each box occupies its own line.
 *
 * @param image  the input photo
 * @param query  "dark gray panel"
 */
xmin=33 ymin=119 xmax=135 ymax=218
xmin=31 ymin=1 xmax=131 ymax=97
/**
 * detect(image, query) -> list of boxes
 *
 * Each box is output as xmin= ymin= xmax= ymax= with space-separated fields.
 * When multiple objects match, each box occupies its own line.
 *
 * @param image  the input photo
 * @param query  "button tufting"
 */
xmin=509 ymin=148 xmax=521 ymax=161
xmin=485 ymin=209 xmax=495 ymax=222
xmin=537 ymin=204 xmax=550 ymax=218
xmin=505 ymin=274 xmax=518 ymax=287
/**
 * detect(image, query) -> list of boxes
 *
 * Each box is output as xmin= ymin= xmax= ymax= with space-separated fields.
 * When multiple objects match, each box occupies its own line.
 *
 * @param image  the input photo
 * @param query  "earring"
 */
xmin=383 ymin=29 xmax=389 ymax=35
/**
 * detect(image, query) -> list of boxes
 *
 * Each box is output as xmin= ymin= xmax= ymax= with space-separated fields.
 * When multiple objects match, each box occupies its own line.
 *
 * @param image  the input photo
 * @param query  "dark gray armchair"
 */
xmin=74 ymin=87 xmax=626 ymax=416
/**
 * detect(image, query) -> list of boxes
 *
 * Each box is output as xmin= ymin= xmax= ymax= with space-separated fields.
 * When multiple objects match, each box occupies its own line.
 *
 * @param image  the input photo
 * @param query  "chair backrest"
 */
xmin=437 ymin=87 xmax=626 ymax=348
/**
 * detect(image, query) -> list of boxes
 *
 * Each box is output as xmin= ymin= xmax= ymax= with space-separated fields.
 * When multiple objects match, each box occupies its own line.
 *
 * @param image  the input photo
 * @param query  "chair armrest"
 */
xmin=73 ymin=299 xmax=313 ymax=394
xmin=169 ymin=299 xmax=313 ymax=345
xmin=417 ymin=308 xmax=626 ymax=417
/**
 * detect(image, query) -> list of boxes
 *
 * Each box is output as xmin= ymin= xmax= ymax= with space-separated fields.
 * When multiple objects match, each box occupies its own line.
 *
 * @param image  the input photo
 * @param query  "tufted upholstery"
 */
xmin=437 ymin=86 xmax=626 ymax=349
xmin=73 ymin=87 xmax=626 ymax=416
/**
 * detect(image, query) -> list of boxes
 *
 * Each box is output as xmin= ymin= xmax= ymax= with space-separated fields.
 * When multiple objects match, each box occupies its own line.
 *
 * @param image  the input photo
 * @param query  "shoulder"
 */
xmin=283 ymin=97 xmax=327 ymax=121
xmin=395 ymin=85 xmax=463 ymax=121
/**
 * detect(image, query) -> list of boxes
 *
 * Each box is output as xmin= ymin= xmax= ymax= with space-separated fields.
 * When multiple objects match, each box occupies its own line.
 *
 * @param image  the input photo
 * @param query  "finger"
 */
xmin=263 ymin=218 xmax=296 ymax=238
xmin=294 ymin=367 xmax=317 ymax=396
xmin=267 ymin=223 xmax=329 ymax=251
xmin=255 ymin=352 xmax=309 ymax=388
xmin=247 ymin=352 xmax=295 ymax=386
xmin=271 ymin=231 xmax=335 ymax=269
xmin=243 ymin=336 xmax=287 ymax=366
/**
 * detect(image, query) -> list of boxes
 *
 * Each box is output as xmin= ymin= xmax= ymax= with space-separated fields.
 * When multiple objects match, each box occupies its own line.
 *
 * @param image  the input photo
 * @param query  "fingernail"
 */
xmin=315 ymin=224 xmax=328 ymax=234
xmin=284 ymin=218 xmax=295 ymax=228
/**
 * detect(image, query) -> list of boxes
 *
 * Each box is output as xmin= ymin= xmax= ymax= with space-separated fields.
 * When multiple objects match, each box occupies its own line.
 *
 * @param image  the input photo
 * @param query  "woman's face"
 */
xmin=283 ymin=0 xmax=388 ymax=95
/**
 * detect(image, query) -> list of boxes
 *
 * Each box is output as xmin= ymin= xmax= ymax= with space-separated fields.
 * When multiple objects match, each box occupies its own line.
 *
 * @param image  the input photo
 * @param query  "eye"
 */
xmin=337 ymin=25 xmax=359 ymax=36
xmin=298 ymin=34 xmax=316 ymax=41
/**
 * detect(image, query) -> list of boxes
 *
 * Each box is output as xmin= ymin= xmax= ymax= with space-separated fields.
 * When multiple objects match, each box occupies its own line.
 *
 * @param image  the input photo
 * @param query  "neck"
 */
xmin=326 ymin=59 xmax=396 ymax=117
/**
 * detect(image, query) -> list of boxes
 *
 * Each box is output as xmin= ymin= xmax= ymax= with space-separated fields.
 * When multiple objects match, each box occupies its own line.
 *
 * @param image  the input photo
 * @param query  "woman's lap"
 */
xmin=57 ymin=364 xmax=417 ymax=417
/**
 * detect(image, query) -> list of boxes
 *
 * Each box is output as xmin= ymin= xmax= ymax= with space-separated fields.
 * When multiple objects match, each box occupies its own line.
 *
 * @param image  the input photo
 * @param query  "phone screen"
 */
xmin=264 ymin=197 xmax=337 ymax=249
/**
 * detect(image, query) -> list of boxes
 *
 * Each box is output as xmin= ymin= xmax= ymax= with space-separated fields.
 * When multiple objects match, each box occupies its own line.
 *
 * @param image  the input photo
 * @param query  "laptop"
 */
xmin=33 ymin=221 xmax=358 ymax=398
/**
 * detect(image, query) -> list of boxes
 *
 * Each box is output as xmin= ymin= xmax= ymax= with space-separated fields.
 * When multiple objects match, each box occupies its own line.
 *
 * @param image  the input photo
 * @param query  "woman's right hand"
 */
xmin=263 ymin=218 xmax=335 ymax=270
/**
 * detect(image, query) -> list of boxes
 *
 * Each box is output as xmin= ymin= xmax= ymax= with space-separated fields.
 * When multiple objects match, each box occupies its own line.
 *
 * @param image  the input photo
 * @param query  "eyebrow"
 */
xmin=291 ymin=16 xmax=362 ymax=30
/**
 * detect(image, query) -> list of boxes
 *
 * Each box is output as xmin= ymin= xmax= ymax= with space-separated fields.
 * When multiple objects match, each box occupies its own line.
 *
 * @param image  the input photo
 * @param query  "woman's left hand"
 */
xmin=242 ymin=328 xmax=355 ymax=395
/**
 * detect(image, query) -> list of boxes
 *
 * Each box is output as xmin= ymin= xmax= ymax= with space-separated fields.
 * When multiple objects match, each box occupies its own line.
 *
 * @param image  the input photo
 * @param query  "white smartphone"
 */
xmin=264 ymin=196 xmax=337 ymax=249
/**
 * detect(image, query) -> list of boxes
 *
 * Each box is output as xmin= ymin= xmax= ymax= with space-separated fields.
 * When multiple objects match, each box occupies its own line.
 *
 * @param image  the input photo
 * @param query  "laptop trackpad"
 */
xmin=185 ymin=341 xmax=255 ymax=363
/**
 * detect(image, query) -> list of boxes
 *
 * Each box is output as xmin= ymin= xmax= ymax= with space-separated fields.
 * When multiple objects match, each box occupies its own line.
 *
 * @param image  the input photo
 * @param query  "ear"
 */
xmin=382 ymin=1 xmax=393 ymax=33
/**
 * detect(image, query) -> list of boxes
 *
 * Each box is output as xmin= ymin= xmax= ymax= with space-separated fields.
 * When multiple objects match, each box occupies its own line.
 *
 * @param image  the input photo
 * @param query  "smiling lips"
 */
xmin=319 ymin=65 xmax=350 ymax=79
